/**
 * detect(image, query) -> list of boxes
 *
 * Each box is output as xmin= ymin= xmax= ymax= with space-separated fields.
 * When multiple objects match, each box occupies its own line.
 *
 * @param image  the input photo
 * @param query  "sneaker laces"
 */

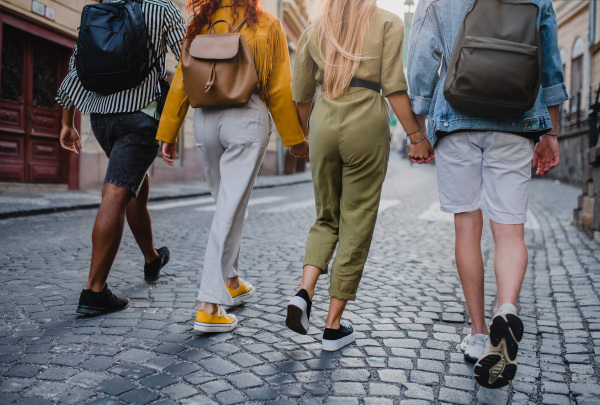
xmin=340 ymin=320 xmax=350 ymax=328
xmin=215 ymin=305 xmax=229 ymax=319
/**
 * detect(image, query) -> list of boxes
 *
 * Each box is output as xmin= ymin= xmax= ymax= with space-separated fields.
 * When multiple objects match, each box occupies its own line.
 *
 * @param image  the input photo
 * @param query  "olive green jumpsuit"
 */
xmin=292 ymin=8 xmax=408 ymax=301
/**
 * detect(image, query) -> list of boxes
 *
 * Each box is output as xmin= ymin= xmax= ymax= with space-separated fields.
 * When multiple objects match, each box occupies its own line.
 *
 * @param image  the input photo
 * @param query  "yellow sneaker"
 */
xmin=194 ymin=305 xmax=238 ymax=332
xmin=226 ymin=279 xmax=255 ymax=305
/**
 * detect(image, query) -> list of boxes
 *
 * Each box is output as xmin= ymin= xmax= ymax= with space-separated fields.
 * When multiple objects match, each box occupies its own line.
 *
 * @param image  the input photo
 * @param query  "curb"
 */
xmin=0 ymin=176 xmax=312 ymax=220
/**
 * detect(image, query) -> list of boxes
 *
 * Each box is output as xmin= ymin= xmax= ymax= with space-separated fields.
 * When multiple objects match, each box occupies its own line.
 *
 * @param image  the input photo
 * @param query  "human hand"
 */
xmin=533 ymin=135 xmax=559 ymax=175
xmin=289 ymin=140 xmax=309 ymax=158
xmin=59 ymin=124 xmax=82 ymax=154
xmin=407 ymin=134 xmax=434 ymax=164
xmin=162 ymin=142 xmax=177 ymax=166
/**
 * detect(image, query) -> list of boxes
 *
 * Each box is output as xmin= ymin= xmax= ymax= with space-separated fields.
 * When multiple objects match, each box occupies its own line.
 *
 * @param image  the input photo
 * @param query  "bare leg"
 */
xmin=297 ymin=265 xmax=322 ymax=300
xmin=125 ymin=177 xmax=159 ymax=263
xmin=489 ymin=221 xmax=527 ymax=308
xmin=455 ymin=210 xmax=488 ymax=335
xmin=325 ymin=297 xmax=347 ymax=329
xmin=87 ymin=183 xmax=132 ymax=292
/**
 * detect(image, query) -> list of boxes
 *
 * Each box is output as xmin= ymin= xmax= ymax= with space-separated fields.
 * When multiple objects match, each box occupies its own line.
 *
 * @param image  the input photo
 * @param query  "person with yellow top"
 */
xmin=285 ymin=0 xmax=433 ymax=351
xmin=156 ymin=0 xmax=308 ymax=332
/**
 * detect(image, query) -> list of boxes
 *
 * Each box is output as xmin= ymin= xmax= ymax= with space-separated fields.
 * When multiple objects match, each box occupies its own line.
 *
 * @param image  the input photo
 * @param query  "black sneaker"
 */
xmin=144 ymin=246 xmax=170 ymax=282
xmin=322 ymin=322 xmax=355 ymax=351
xmin=474 ymin=304 xmax=524 ymax=389
xmin=76 ymin=284 xmax=129 ymax=316
xmin=286 ymin=289 xmax=312 ymax=334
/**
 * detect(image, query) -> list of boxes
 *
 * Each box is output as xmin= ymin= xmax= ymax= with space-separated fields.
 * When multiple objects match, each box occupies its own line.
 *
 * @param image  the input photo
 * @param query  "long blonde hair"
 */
xmin=309 ymin=0 xmax=377 ymax=99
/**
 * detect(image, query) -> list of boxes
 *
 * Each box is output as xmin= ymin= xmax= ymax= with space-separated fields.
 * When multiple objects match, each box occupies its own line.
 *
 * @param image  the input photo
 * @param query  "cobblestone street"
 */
xmin=0 ymin=155 xmax=599 ymax=404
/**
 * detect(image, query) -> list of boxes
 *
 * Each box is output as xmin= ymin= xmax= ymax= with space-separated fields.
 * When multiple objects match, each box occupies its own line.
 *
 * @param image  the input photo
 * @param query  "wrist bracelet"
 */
xmin=542 ymin=134 xmax=558 ymax=138
xmin=410 ymin=136 xmax=425 ymax=145
xmin=406 ymin=129 xmax=422 ymax=137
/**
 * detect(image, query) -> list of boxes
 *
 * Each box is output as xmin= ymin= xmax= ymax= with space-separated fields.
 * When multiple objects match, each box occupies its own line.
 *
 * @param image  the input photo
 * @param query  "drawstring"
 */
xmin=205 ymin=62 xmax=216 ymax=92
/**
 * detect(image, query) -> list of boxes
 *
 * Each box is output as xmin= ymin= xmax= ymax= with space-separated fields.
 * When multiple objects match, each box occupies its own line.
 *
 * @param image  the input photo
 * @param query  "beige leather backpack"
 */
xmin=181 ymin=18 xmax=258 ymax=108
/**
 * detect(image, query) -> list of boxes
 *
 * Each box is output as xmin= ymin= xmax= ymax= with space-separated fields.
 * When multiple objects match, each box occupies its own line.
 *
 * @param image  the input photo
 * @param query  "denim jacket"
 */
xmin=407 ymin=0 xmax=569 ymax=146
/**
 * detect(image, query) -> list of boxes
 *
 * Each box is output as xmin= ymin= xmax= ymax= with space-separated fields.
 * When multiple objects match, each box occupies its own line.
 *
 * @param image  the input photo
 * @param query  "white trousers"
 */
xmin=194 ymin=94 xmax=270 ymax=305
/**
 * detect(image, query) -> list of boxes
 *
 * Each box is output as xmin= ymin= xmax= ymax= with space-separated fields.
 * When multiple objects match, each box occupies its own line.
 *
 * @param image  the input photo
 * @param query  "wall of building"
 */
xmin=552 ymin=0 xmax=591 ymax=186
xmin=2 ymin=0 xmax=309 ymax=191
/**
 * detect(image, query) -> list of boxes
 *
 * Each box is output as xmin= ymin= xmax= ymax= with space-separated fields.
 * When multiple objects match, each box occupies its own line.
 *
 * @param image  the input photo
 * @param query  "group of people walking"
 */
xmin=57 ymin=0 xmax=566 ymax=390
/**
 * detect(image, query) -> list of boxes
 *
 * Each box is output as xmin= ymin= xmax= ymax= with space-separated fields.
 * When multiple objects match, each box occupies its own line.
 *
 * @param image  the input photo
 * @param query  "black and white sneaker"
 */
xmin=474 ymin=303 xmax=524 ymax=389
xmin=322 ymin=321 xmax=355 ymax=351
xmin=286 ymin=289 xmax=311 ymax=334
xmin=76 ymin=284 xmax=129 ymax=316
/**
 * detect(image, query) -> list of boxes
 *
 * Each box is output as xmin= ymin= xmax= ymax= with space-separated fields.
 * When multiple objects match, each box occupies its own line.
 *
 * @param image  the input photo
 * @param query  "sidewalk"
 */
xmin=0 ymin=171 xmax=312 ymax=220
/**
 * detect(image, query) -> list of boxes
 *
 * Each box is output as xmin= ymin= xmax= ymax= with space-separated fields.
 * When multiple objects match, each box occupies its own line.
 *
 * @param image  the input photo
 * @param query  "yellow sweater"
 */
xmin=155 ymin=3 xmax=305 ymax=147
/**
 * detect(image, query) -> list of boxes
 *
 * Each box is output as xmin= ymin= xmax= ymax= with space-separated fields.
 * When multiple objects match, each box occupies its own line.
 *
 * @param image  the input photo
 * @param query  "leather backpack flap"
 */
xmin=188 ymin=33 xmax=241 ymax=60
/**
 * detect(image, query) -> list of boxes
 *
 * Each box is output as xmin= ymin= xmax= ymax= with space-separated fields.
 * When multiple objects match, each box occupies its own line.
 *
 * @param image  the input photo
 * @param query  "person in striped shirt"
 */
xmin=56 ymin=0 xmax=186 ymax=316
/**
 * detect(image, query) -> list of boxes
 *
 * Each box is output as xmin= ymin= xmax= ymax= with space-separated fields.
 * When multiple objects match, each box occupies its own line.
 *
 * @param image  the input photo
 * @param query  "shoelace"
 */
xmin=215 ymin=305 xmax=229 ymax=320
xmin=340 ymin=320 xmax=350 ymax=329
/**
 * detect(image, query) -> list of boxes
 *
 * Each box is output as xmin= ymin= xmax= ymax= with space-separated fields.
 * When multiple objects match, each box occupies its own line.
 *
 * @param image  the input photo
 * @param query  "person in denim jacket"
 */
xmin=407 ymin=0 xmax=568 ymax=389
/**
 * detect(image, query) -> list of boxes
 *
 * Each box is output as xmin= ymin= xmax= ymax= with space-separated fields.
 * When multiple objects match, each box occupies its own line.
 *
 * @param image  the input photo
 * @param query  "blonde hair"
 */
xmin=309 ymin=0 xmax=377 ymax=99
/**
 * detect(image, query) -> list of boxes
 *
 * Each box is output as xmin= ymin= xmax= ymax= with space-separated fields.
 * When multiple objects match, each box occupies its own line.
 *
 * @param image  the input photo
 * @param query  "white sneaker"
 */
xmin=459 ymin=333 xmax=488 ymax=362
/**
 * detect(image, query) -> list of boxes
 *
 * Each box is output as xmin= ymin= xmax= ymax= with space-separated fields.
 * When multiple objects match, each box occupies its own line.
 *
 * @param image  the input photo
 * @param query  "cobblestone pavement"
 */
xmin=0 ymin=155 xmax=599 ymax=404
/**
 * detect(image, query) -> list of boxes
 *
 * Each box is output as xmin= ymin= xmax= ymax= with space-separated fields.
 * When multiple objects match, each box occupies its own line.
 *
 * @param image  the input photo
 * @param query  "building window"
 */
xmin=594 ymin=3 xmax=600 ymax=45
xmin=570 ymin=37 xmax=585 ymax=113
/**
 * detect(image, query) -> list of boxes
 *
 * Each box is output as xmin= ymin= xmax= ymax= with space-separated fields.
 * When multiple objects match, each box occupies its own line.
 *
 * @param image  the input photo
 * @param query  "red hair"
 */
xmin=186 ymin=0 xmax=263 ymax=39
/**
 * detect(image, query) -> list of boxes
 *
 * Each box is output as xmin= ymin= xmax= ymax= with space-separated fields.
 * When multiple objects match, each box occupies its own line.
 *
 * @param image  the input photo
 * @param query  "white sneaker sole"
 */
xmin=230 ymin=286 xmax=255 ymax=305
xmin=194 ymin=316 xmax=238 ymax=333
xmin=322 ymin=330 xmax=356 ymax=351
xmin=286 ymin=296 xmax=310 ymax=334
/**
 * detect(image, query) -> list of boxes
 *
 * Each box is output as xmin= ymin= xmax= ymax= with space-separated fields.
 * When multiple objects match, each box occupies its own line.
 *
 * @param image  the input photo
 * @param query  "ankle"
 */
xmin=227 ymin=276 xmax=240 ymax=290
xmin=144 ymin=249 xmax=159 ymax=264
xmin=325 ymin=318 xmax=341 ymax=329
xmin=86 ymin=282 xmax=106 ymax=293
xmin=298 ymin=286 xmax=315 ymax=301
xmin=201 ymin=302 xmax=217 ymax=315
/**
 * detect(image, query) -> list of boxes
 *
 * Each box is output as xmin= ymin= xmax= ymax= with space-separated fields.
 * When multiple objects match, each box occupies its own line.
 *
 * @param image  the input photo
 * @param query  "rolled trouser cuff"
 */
xmin=329 ymin=286 xmax=356 ymax=301
xmin=302 ymin=259 xmax=329 ymax=274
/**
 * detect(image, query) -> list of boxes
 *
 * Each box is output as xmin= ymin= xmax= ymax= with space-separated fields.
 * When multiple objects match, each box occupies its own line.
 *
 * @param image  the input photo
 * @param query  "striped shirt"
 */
xmin=56 ymin=0 xmax=186 ymax=114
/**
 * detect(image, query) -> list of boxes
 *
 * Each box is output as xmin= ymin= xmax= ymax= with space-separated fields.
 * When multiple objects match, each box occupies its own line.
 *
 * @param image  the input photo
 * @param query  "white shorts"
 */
xmin=435 ymin=131 xmax=534 ymax=224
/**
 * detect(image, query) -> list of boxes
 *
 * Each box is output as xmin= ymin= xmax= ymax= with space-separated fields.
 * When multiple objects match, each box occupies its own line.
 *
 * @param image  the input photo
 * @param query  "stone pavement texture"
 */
xmin=0 ymin=155 xmax=599 ymax=404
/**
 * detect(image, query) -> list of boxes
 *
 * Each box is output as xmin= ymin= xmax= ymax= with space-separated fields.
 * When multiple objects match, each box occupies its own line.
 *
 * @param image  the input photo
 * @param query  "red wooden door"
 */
xmin=0 ymin=24 xmax=70 ymax=183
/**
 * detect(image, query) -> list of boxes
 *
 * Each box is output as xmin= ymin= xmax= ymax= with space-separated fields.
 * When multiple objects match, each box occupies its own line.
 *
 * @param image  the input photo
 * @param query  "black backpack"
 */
xmin=443 ymin=0 xmax=543 ymax=118
xmin=76 ymin=0 xmax=157 ymax=95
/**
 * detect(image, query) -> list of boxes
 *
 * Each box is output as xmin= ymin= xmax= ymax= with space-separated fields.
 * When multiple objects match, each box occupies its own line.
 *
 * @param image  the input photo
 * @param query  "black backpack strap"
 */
xmin=125 ymin=0 xmax=163 ymax=79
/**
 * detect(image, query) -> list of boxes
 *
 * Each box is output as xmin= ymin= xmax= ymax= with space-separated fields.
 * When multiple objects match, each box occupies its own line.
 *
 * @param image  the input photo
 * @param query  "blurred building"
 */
xmin=0 ymin=0 xmax=310 ymax=194
xmin=553 ymin=0 xmax=600 ymax=241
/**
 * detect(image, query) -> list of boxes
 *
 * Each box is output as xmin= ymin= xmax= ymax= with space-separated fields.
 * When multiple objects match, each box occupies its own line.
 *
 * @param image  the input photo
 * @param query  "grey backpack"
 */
xmin=443 ymin=0 xmax=543 ymax=118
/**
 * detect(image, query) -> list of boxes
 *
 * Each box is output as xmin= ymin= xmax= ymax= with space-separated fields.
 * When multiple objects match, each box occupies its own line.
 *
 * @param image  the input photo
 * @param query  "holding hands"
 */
xmin=407 ymin=129 xmax=434 ymax=164
xmin=290 ymin=139 xmax=309 ymax=158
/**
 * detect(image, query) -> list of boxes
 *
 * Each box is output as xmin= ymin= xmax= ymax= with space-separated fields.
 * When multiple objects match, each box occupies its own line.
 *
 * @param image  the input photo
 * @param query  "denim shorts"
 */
xmin=435 ymin=131 xmax=534 ymax=224
xmin=90 ymin=112 xmax=160 ymax=196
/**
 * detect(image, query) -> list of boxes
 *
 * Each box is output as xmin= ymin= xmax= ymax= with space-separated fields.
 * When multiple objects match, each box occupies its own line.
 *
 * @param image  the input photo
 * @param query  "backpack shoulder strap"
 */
xmin=210 ymin=19 xmax=234 ymax=34
xmin=232 ymin=17 xmax=247 ymax=33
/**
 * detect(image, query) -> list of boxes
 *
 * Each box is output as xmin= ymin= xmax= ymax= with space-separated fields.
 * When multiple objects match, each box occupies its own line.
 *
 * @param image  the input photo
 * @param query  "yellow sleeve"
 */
xmin=292 ymin=29 xmax=318 ymax=103
xmin=156 ymin=63 xmax=190 ymax=144
xmin=381 ymin=15 xmax=408 ymax=97
xmin=265 ymin=20 xmax=305 ymax=147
